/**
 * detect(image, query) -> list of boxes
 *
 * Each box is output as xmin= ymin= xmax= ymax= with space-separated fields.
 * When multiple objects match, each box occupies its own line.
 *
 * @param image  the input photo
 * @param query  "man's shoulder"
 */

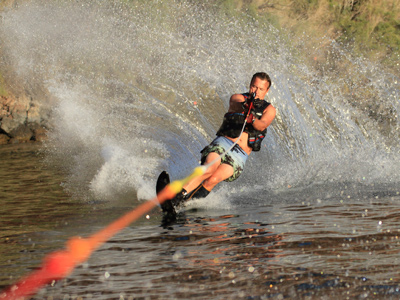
xmin=263 ymin=103 xmax=276 ymax=117
xmin=230 ymin=93 xmax=245 ymax=102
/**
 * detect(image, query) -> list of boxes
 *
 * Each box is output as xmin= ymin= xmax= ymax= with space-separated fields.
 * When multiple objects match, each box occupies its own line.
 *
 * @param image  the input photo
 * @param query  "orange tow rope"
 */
xmin=0 ymin=167 xmax=206 ymax=300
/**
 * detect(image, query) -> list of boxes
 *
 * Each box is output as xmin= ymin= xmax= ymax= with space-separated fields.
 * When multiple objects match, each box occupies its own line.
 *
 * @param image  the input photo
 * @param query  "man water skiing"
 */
xmin=160 ymin=72 xmax=276 ymax=218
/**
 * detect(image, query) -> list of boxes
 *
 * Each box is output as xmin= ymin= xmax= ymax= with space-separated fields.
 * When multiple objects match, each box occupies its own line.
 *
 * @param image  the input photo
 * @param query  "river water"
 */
xmin=1 ymin=143 xmax=400 ymax=299
xmin=1 ymin=0 xmax=400 ymax=299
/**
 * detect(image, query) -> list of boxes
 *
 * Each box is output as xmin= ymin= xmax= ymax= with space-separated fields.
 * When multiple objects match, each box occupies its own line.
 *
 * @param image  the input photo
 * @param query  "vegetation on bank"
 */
xmin=219 ymin=0 xmax=400 ymax=68
xmin=330 ymin=0 xmax=400 ymax=52
xmin=0 ymin=73 xmax=7 ymax=97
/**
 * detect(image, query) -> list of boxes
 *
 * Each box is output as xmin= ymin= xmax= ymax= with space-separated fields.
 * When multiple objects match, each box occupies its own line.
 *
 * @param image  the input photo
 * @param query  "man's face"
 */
xmin=249 ymin=77 xmax=270 ymax=100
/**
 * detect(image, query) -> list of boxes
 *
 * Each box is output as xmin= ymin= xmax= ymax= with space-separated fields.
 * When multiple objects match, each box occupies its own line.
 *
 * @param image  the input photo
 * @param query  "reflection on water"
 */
xmin=1 ymin=144 xmax=400 ymax=299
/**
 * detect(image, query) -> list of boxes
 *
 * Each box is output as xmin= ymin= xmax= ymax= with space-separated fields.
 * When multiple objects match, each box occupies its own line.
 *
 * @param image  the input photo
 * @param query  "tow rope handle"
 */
xmin=245 ymin=92 xmax=256 ymax=121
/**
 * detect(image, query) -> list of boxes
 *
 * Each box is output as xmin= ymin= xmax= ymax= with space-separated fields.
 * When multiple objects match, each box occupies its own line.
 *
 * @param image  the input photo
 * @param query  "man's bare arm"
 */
xmin=228 ymin=94 xmax=245 ymax=112
xmin=253 ymin=105 xmax=276 ymax=131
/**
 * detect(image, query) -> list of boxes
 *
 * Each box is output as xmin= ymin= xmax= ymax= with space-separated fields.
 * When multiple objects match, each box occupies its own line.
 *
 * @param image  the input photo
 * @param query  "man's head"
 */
xmin=249 ymin=72 xmax=271 ymax=100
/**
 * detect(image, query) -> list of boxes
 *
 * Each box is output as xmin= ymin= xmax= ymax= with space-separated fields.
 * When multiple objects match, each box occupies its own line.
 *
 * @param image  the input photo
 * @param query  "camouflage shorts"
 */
xmin=200 ymin=136 xmax=248 ymax=182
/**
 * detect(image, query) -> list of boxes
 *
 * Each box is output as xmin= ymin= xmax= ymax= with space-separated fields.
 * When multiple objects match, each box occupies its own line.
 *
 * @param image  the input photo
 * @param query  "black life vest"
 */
xmin=216 ymin=93 xmax=270 ymax=151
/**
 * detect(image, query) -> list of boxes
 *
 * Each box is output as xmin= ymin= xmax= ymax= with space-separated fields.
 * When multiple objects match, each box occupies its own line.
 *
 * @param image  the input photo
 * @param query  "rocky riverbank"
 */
xmin=0 ymin=94 xmax=47 ymax=144
xmin=0 ymin=0 xmax=51 ymax=145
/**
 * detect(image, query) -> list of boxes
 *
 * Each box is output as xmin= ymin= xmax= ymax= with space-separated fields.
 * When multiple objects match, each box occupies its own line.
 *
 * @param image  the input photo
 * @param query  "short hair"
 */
xmin=251 ymin=72 xmax=271 ymax=89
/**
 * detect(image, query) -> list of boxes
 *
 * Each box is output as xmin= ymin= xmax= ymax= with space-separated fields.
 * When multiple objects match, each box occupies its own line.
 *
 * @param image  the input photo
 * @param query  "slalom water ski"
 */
xmin=156 ymin=170 xmax=170 ymax=195
xmin=156 ymin=171 xmax=177 ymax=220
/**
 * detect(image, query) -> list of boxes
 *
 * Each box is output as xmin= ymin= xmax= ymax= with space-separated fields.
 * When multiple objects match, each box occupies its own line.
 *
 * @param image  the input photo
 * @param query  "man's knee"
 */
xmin=202 ymin=161 xmax=219 ymax=177
xmin=204 ymin=175 xmax=223 ymax=189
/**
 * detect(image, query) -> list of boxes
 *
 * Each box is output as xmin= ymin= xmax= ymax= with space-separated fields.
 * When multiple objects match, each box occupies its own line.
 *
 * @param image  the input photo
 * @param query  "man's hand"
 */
xmin=242 ymin=98 xmax=254 ymax=113
xmin=242 ymin=100 xmax=251 ymax=113
xmin=242 ymin=92 xmax=256 ymax=113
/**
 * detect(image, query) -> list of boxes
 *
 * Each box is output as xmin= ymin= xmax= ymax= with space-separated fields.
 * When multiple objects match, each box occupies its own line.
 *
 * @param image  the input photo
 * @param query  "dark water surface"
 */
xmin=1 ymin=144 xmax=400 ymax=299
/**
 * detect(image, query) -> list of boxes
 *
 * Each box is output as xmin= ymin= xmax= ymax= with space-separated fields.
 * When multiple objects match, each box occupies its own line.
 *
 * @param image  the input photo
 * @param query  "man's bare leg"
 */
xmin=202 ymin=163 xmax=234 ymax=191
xmin=183 ymin=152 xmax=221 ymax=193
